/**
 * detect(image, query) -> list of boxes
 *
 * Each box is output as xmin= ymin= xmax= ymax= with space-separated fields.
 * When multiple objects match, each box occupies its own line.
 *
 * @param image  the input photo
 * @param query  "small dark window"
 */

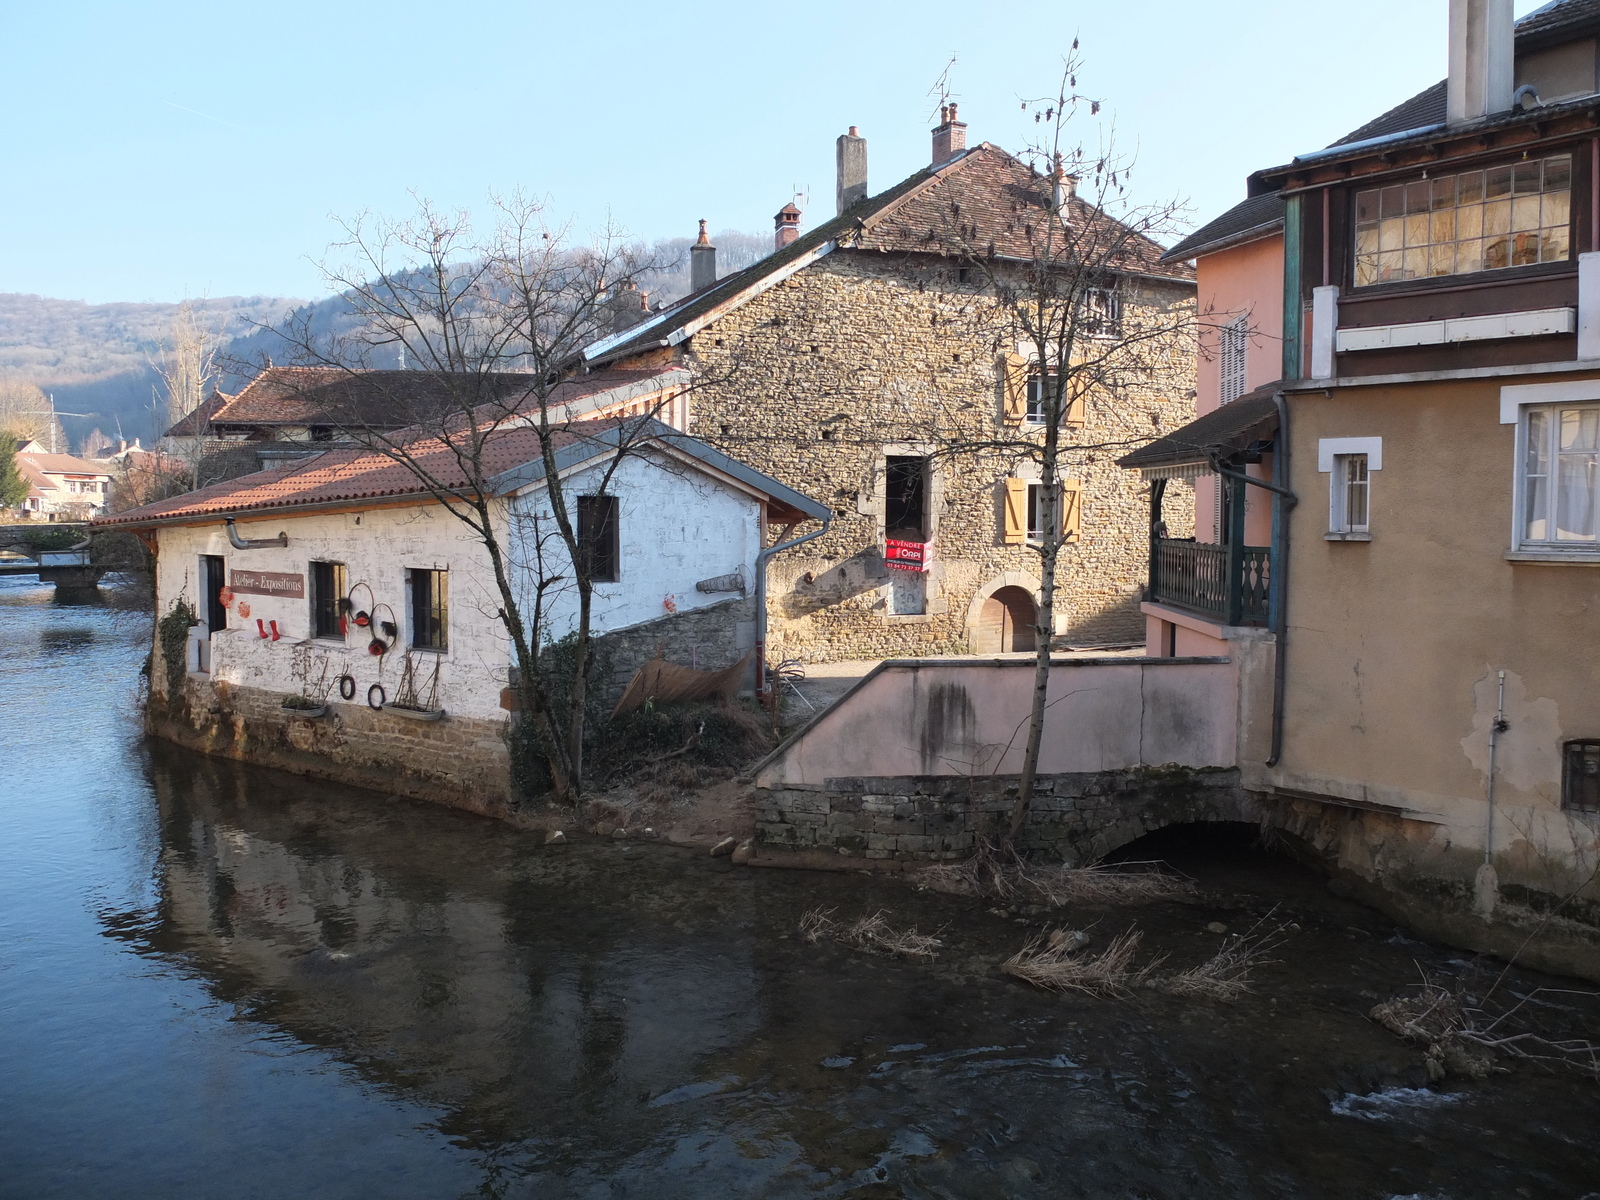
xmin=202 ymin=555 xmax=227 ymax=632
xmin=409 ymin=568 xmax=448 ymax=651
xmin=310 ymin=425 xmax=335 ymax=442
xmin=310 ymin=561 xmax=347 ymax=639
xmin=1564 ymin=740 xmax=1600 ymax=812
xmin=957 ymin=267 xmax=970 ymax=284
xmin=577 ymin=495 xmax=620 ymax=583
xmin=885 ymin=456 xmax=929 ymax=540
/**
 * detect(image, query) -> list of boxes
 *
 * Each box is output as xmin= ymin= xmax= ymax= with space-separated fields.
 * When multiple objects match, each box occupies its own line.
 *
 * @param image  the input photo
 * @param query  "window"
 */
xmin=310 ymin=425 xmax=334 ymax=443
xmin=1520 ymin=402 xmax=1599 ymax=546
xmin=201 ymin=555 xmax=227 ymax=633
xmin=310 ymin=560 xmax=347 ymax=639
xmin=577 ymin=495 xmax=620 ymax=582
xmin=1354 ymin=154 xmax=1572 ymax=287
xmin=884 ymin=456 xmax=929 ymax=540
xmin=1004 ymin=478 xmax=1082 ymax=544
xmin=409 ymin=568 xmax=448 ymax=651
xmin=1565 ymin=740 xmax=1600 ymax=812
xmin=1023 ymin=371 xmax=1087 ymax=426
xmin=1220 ymin=316 xmax=1248 ymax=404
xmin=1081 ymin=287 xmax=1121 ymax=336
xmin=1331 ymin=454 xmax=1370 ymax=533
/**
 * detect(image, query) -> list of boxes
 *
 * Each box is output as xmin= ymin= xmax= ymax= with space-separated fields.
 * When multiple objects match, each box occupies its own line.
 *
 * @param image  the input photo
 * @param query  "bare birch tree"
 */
xmin=152 ymin=300 xmax=223 ymax=486
xmin=266 ymin=195 xmax=675 ymax=804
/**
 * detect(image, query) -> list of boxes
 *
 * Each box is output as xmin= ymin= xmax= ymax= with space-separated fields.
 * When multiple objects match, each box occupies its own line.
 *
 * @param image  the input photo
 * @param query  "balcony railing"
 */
xmin=1150 ymin=538 xmax=1270 ymax=626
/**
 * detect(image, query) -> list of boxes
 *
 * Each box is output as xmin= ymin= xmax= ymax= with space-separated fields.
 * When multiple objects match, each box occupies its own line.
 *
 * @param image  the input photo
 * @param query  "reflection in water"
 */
xmin=40 ymin=627 xmax=96 ymax=652
xmin=4 ymin=572 xmax=1600 ymax=1200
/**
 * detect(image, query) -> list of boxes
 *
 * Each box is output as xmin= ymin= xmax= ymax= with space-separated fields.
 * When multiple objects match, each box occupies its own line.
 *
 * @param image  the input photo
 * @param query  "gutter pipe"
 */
xmin=754 ymin=516 xmax=832 ymax=696
xmin=225 ymin=518 xmax=288 ymax=549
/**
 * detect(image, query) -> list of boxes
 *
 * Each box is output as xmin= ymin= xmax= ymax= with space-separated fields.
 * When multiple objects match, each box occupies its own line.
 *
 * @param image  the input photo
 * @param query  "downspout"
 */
xmin=754 ymin=516 xmax=832 ymax=696
xmin=225 ymin=518 xmax=288 ymax=549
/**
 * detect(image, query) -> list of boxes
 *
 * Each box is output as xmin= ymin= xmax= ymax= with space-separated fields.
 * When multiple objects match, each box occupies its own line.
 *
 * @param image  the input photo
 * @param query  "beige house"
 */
xmin=14 ymin=443 xmax=115 ymax=518
xmin=578 ymin=113 xmax=1197 ymax=664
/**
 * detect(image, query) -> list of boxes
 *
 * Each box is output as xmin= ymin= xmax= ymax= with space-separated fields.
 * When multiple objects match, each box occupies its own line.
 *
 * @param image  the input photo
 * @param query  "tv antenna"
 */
xmin=926 ymin=54 xmax=958 ymax=122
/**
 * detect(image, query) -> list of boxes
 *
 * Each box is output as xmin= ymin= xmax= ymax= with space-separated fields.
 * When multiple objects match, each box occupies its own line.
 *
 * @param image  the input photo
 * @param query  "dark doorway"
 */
xmin=974 ymin=585 xmax=1036 ymax=653
xmin=201 ymin=555 xmax=227 ymax=633
xmin=884 ymin=456 xmax=929 ymax=540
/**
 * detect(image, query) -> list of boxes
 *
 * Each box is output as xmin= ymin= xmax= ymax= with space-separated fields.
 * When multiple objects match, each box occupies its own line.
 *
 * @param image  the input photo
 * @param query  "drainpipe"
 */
xmin=225 ymin=518 xmax=288 ymax=549
xmin=1484 ymin=669 xmax=1509 ymax=862
xmin=754 ymin=516 xmax=832 ymax=696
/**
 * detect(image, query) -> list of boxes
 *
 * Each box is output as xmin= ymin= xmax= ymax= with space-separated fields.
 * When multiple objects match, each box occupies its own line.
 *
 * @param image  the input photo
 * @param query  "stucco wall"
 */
xmin=1265 ymin=373 xmax=1600 ymax=901
xmin=674 ymin=251 xmax=1197 ymax=659
xmin=754 ymin=655 xmax=1237 ymax=790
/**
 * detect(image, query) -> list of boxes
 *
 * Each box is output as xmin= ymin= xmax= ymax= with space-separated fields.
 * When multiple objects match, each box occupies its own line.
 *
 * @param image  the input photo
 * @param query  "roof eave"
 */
xmin=1159 ymin=220 xmax=1285 ymax=264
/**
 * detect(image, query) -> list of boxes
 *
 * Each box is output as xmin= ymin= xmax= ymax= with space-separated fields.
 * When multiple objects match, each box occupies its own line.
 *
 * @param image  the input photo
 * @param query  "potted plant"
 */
xmin=384 ymin=651 xmax=445 ymax=720
xmin=283 ymin=652 xmax=334 ymax=718
xmin=281 ymin=694 xmax=329 ymax=719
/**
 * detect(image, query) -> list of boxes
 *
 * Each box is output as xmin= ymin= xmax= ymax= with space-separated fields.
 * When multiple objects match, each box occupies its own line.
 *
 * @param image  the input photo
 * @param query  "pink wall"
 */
xmin=1193 ymin=233 xmax=1284 ymax=544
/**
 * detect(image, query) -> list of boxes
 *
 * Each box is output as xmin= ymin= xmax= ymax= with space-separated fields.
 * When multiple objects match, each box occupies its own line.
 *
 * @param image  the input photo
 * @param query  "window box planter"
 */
xmin=383 ymin=703 xmax=445 ymax=722
xmin=281 ymin=698 xmax=329 ymax=718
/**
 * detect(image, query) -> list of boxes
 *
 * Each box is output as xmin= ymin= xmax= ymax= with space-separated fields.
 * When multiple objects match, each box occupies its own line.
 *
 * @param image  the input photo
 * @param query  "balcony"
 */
xmin=1150 ymin=538 xmax=1270 ymax=626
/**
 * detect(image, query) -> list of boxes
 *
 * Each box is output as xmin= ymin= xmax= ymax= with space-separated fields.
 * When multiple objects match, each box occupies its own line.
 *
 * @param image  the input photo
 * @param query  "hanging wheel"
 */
xmin=338 ymin=674 xmax=356 ymax=701
xmin=367 ymin=683 xmax=386 ymax=710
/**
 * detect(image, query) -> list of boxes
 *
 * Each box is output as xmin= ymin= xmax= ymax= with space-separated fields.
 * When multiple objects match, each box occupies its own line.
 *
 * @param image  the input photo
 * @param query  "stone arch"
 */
xmin=1046 ymin=786 xmax=1265 ymax=867
xmin=964 ymin=571 xmax=1041 ymax=654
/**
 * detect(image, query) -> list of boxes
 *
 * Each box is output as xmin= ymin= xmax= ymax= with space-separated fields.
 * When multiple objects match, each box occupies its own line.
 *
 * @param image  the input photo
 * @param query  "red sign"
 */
xmin=885 ymin=538 xmax=928 ymax=573
xmin=229 ymin=569 xmax=305 ymax=599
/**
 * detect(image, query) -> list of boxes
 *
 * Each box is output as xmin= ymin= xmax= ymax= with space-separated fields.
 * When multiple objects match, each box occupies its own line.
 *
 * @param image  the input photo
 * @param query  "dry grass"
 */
xmin=798 ymin=906 xmax=943 ymax=961
xmin=1160 ymin=913 xmax=1289 ymax=1002
xmin=1001 ymin=928 xmax=1161 ymax=997
xmin=916 ymin=843 xmax=1192 ymax=908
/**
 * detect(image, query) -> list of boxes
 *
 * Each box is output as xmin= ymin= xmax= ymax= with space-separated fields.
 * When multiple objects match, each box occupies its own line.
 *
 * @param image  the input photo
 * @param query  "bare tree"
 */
xmin=0 ymin=378 xmax=58 ymax=446
xmin=151 ymin=300 xmax=222 ymax=485
xmin=79 ymin=427 xmax=114 ymax=459
xmin=918 ymin=56 xmax=1203 ymax=839
xmin=268 ymin=195 xmax=676 ymax=804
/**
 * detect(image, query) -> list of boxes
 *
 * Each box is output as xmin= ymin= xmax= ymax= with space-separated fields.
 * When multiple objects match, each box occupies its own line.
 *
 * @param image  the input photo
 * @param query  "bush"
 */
xmin=24 ymin=526 xmax=88 ymax=551
xmin=157 ymin=598 xmax=197 ymax=693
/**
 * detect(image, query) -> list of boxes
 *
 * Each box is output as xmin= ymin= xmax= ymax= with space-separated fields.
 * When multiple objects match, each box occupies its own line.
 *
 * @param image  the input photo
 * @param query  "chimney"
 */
xmin=774 ymin=202 xmax=802 ymax=251
xmin=1447 ymin=0 xmax=1514 ymax=125
xmin=605 ymin=281 xmax=650 ymax=333
xmin=1051 ymin=154 xmax=1078 ymax=213
xmin=932 ymin=103 xmax=967 ymax=167
xmin=836 ymin=125 xmax=868 ymax=213
xmin=690 ymin=220 xmax=717 ymax=293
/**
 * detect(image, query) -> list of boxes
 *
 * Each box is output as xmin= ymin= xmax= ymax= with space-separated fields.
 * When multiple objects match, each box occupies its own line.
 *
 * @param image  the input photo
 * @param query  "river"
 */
xmin=2 ymin=574 xmax=1598 ymax=1199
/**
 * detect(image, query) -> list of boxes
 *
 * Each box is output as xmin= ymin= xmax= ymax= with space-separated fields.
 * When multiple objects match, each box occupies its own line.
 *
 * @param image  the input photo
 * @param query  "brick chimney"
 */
xmin=774 ymin=202 xmax=802 ymax=251
xmin=690 ymin=220 xmax=717 ymax=293
xmin=604 ymin=281 xmax=650 ymax=333
xmin=932 ymin=103 xmax=967 ymax=167
xmin=1448 ymin=0 xmax=1514 ymax=125
xmin=836 ymin=125 xmax=867 ymax=214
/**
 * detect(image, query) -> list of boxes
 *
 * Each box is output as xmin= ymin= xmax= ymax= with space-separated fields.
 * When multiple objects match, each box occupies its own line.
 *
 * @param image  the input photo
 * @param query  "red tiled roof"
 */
xmin=18 ymin=452 xmax=113 ymax=477
xmin=162 ymin=389 xmax=232 ymax=439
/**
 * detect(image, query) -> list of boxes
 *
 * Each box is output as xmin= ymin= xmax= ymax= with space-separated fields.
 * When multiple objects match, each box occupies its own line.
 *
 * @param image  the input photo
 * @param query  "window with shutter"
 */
xmin=1000 ymin=353 xmax=1029 ymax=424
xmin=1220 ymin=316 xmax=1248 ymax=404
xmin=1002 ymin=478 xmax=1029 ymax=544
xmin=1061 ymin=479 xmax=1082 ymax=542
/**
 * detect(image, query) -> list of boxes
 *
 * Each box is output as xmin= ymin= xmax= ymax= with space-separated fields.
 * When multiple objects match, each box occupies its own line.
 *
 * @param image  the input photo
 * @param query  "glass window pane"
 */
xmin=1428 ymin=241 xmax=1456 ymax=276
xmin=1542 ymin=190 xmax=1571 ymax=230
xmin=1355 ymin=254 xmax=1379 ymax=287
xmin=1402 ymin=247 xmax=1427 ymax=279
xmin=1377 ymin=249 xmax=1403 ymax=281
xmin=1484 ymin=235 xmax=1512 ymax=270
xmin=1457 ymin=203 xmax=1483 ymax=239
xmin=1405 ymin=213 xmax=1431 ymax=247
xmin=1484 ymin=199 xmax=1512 ymax=236
xmin=1355 ymin=190 xmax=1380 ymax=223
xmin=1556 ymin=453 xmax=1597 ymax=540
xmin=1355 ymin=222 xmax=1379 ymax=257
xmin=1431 ymin=177 xmax=1457 ymax=209
xmin=1526 ymin=408 xmax=1551 ymax=542
xmin=1406 ymin=181 xmax=1432 ymax=213
xmin=1430 ymin=209 xmax=1457 ymax=243
xmin=1379 ymin=217 xmax=1405 ymax=251
xmin=1381 ymin=185 xmax=1407 ymax=218
xmin=1457 ymin=237 xmax=1484 ymax=274
xmin=1511 ymin=231 xmax=1541 ymax=266
xmin=1545 ymin=154 xmax=1573 ymax=192
xmin=1512 ymin=195 xmax=1542 ymax=233
xmin=1544 ymin=225 xmax=1571 ymax=263
xmin=1486 ymin=166 xmax=1513 ymax=199
xmin=1458 ymin=170 xmax=1485 ymax=204
xmin=1561 ymin=406 xmax=1599 ymax=451
xmin=1513 ymin=162 xmax=1543 ymax=195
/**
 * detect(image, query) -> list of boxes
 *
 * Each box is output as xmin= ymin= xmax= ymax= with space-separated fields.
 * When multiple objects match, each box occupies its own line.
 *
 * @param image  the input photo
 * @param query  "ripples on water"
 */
xmin=1 ymin=575 xmax=1598 ymax=1199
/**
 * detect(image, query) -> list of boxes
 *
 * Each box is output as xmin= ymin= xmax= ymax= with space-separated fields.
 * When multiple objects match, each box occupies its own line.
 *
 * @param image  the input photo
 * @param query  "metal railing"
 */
xmin=1150 ymin=539 xmax=1270 ymax=626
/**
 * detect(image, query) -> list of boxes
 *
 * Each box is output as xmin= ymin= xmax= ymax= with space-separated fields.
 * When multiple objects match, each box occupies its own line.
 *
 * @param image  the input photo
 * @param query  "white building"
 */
xmin=97 ymin=415 xmax=827 ymax=814
xmin=13 ymin=443 xmax=115 ymax=518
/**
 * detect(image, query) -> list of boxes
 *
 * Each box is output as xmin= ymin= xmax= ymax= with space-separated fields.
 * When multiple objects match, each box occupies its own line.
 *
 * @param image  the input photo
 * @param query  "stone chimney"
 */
xmin=690 ymin=220 xmax=717 ymax=293
xmin=932 ymin=103 xmax=967 ymax=167
xmin=1447 ymin=0 xmax=1514 ymax=125
xmin=774 ymin=202 xmax=802 ymax=251
xmin=836 ymin=126 xmax=868 ymax=214
xmin=604 ymin=281 xmax=650 ymax=333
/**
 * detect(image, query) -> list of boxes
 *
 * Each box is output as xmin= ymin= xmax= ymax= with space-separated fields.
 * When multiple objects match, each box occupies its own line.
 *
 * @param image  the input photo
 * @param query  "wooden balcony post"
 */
xmin=1225 ymin=476 xmax=1246 ymax=626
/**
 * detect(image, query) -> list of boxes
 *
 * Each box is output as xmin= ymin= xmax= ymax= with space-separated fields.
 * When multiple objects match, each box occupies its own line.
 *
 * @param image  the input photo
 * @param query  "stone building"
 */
xmin=577 ymin=113 xmax=1198 ymax=662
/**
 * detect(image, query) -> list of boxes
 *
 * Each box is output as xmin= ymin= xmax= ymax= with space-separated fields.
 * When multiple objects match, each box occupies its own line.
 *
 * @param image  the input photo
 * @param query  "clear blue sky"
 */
xmin=0 ymin=1 xmax=1553 ymax=304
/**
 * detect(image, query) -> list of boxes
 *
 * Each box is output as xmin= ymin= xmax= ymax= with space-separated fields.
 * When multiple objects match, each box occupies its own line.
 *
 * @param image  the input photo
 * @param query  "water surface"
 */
xmin=1 ymin=575 xmax=1597 ymax=1199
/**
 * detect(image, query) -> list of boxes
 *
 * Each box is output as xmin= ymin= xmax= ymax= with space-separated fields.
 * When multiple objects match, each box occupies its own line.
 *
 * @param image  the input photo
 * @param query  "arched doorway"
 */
xmin=974 ymin=586 xmax=1037 ymax=653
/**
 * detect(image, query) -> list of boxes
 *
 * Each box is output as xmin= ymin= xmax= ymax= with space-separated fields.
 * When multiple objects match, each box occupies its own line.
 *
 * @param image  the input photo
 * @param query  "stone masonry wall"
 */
xmin=589 ymin=594 xmax=756 ymax=707
xmin=675 ymin=250 xmax=1196 ymax=662
xmin=755 ymin=768 xmax=1248 ymax=867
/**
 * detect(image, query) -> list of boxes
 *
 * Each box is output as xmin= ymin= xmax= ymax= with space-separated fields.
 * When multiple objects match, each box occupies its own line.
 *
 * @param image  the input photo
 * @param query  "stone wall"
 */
xmin=589 ymin=594 xmax=756 ymax=707
xmin=674 ymin=250 xmax=1196 ymax=662
xmin=148 ymin=673 xmax=514 ymax=817
xmin=754 ymin=767 xmax=1249 ymax=866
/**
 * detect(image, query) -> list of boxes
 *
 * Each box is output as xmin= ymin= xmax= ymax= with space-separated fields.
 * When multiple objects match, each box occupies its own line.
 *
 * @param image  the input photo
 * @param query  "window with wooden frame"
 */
xmin=1519 ymin=402 xmax=1599 ymax=549
xmin=1330 ymin=454 xmax=1370 ymax=534
xmin=310 ymin=560 xmax=347 ymax=640
xmin=577 ymin=495 xmax=620 ymax=582
xmin=1003 ymin=478 xmax=1081 ymax=545
xmin=408 ymin=568 xmax=448 ymax=652
xmin=1353 ymin=153 xmax=1572 ymax=288
xmin=1219 ymin=316 xmax=1248 ymax=404
xmin=1564 ymin=740 xmax=1600 ymax=812
xmin=1080 ymin=287 xmax=1122 ymax=336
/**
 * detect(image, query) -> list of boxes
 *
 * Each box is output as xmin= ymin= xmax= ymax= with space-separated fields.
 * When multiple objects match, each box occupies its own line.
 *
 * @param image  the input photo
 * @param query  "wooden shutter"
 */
xmin=1003 ymin=477 xmax=1029 ymax=544
xmin=1064 ymin=359 xmax=1089 ymax=427
xmin=1060 ymin=479 xmax=1082 ymax=542
xmin=1000 ymin=353 xmax=1029 ymax=424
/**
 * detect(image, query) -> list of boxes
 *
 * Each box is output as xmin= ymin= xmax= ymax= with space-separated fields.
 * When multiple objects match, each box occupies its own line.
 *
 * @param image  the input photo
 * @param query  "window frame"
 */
xmin=1219 ymin=315 xmax=1248 ymax=405
xmin=1514 ymin=400 xmax=1600 ymax=552
xmin=576 ymin=495 xmax=621 ymax=583
xmin=309 ymin=560 xmax=348 ymax=641
xmin=408 ymin=567 xmax=449 ymax=653
xmin=1330 ymin=453 xmax=1371 ymax=534
xmin=1563 ymin=739 xmax=1600 ymax=813
xmin=883 ymin=455 xmax=930 ymax=541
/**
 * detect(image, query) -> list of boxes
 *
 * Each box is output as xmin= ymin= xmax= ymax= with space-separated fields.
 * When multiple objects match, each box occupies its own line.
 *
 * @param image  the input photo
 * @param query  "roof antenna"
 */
xmin=926 ymin=53 xmax=958 ymax=123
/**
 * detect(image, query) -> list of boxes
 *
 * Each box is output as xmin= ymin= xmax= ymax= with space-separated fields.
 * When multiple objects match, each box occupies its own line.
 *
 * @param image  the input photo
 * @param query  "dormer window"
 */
xmin=1354 ymin=153 xmax=1571 ymax=287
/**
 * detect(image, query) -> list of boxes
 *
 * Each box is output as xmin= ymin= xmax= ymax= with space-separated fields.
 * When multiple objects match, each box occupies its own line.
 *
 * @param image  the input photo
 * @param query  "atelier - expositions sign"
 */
xmin=229 ymin=569 xmax=305 ymax=599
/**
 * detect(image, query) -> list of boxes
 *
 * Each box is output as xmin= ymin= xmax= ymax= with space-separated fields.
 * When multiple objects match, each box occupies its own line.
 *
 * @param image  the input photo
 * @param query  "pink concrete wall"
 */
xmin=1194 ymin=234 xmax=1284 ymax=543
xmin=755 ymin=657 xmax=1238 ymax=788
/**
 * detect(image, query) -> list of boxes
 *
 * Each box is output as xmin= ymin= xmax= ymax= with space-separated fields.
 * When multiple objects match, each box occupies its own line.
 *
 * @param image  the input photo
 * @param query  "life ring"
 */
xmin=367 ymin=683 xmax=386 ymax=709
xmin=338 ymin=674 xmax=356 ymax=701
